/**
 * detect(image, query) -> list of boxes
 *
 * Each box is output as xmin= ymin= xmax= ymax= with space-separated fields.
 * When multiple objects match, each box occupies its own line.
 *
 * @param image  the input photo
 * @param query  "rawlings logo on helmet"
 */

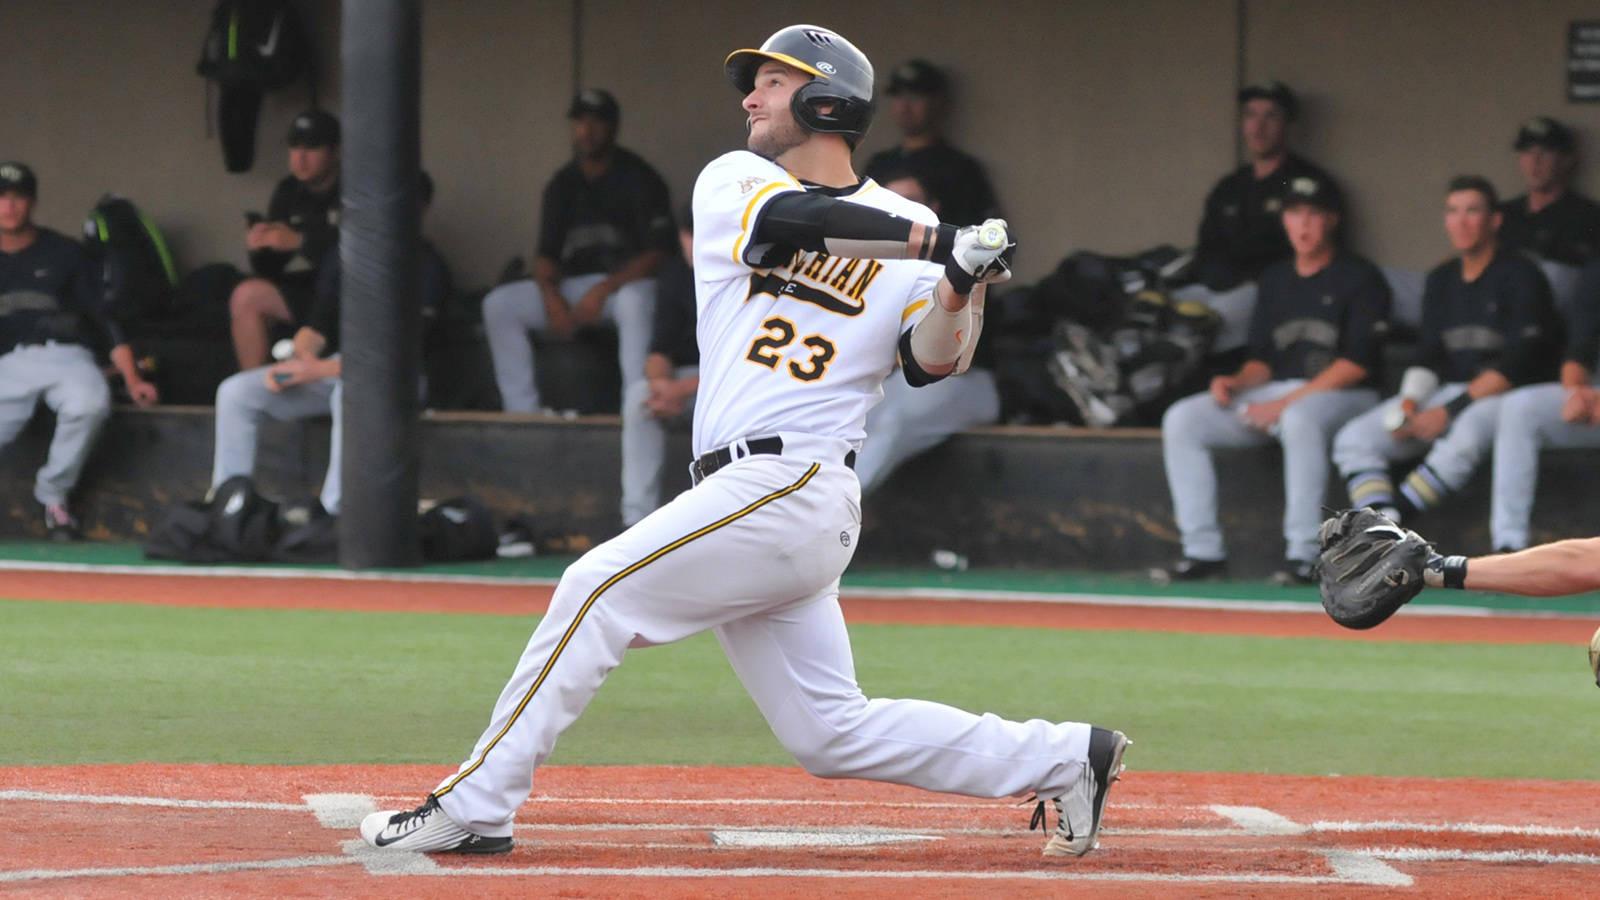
xmin=816 ymin=61 xmax=837 ymax=75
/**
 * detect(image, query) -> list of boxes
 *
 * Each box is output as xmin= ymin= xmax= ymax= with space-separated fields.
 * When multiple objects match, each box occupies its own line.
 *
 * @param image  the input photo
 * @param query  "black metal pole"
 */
xmin=339 ymin=0 xmax=422 ymax=568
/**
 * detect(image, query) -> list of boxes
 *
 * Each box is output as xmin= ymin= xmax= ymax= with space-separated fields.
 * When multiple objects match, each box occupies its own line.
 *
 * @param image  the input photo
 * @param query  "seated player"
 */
xmin=0 ymin=161 xmax=158 ymax=539
xmin=619 ymin=211 xmax=698 ymax=527
xmin=1173 ymin=81 xmax=1337 ymax=353
xmin=1333 ymin=176 xmax=1561 ymax=523
xmin=1489 ymin=258 xmax=1600 ymax=550
xmin=1155 ymin=175 xmax=1388 ymax=584
xmin=210 ymin=173 xmax=450 ymax=517
xmin=857 ymin=165 xmax=1000 ymax=496
xmin=228 ymin=110 xmax=341 ymax=370
xmin=861 ymin=58 xmax=1001 ymax=227
xmin=482 ymin=90 xmax=675 ymax=413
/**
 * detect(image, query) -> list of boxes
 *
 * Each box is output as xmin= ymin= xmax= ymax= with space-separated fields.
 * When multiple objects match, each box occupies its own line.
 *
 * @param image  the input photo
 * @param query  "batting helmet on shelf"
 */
xmin=725 ymin=25 xmax=875 ymax=146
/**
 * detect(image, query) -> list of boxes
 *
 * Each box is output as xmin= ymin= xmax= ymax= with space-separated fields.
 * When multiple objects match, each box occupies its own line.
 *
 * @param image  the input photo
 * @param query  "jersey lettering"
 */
xmin=744 ymin=252 xmax=885 ymax=317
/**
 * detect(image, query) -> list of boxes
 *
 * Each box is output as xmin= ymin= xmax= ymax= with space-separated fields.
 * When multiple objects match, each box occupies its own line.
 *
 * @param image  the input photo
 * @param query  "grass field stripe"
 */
xmin=1315 ymin=820 xmax=1600 ymax=838
xmin=0 ymin=855 xmax=355 ymax=883
xmin=436 ymin=463 xmax=821 ymax=797
xmin=0 ymin=790 xmax=303 ymax=810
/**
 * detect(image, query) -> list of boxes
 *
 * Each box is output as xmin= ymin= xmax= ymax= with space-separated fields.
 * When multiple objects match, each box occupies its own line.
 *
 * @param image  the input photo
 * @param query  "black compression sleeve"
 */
xmin=898 ymin=327 xmax=948 ymax=387
xmin=755 ymin=192 xmax=960 ymax=263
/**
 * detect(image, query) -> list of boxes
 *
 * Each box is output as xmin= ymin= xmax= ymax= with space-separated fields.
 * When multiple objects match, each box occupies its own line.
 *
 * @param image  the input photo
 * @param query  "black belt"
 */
xmin=691 ymin=436 xmax=856 ymax=484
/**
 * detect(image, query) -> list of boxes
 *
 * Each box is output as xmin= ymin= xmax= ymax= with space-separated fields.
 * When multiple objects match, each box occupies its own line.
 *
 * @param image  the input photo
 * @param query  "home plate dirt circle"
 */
xmin=5 ymin=764 xmax=1600 ymax=897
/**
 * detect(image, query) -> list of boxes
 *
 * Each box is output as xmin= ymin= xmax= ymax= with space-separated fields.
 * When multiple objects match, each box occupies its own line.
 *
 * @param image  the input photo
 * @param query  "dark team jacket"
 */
xmin=1562 ymin=259 xmax=1600 ymax=369
xmin=306 ymin=241 xmax=452 ymax=355
xmin=0 ymin=227 xmax=123 ymax=356
xmin=649 ymin=254 xmax=699 ymax=368
xmin=536 ymin=148 xmax=676 ymax=277
xmin=1414 ymin=249 xmax=1562 ymax=385
xmin=251 ymin=175 xmax=341 ymax=280
xmin=862 ymin=140 xmax=1001 ymax=227
xmin=1498 ymin=190 xmax=1600 ymax=267
xmin=1247 ymin=253 xmax=1391 ymax=385
xmin=1194 ymin=153 xmax=1334 ymax=292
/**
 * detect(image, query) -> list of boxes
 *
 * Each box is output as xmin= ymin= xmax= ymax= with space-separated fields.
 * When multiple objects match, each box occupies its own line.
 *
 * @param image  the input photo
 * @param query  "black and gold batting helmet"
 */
xmin=725 ymin=25 xmax=874 ymax=147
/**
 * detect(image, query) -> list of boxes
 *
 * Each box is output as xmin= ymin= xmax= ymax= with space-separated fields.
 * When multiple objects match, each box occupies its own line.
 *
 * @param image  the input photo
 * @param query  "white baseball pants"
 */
xmin=0 ymin=343 xmax=111 ymax=506
xmin=433 ymin=437 xmax=1090 ymax=836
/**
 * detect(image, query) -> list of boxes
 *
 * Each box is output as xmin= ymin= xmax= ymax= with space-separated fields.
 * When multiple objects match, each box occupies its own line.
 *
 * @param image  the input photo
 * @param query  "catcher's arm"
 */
xmin=1432 ymin=537 xmax=1600 ymax=597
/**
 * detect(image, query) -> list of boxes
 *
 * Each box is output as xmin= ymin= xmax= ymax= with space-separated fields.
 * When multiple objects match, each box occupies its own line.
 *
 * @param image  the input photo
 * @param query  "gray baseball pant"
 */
xmin=1162 ymin=380 xmax=1377 ymax=562
xmin=212 ymin=367 xmax=343 ymax=514
xmin=1332 ymin=385 xmax=1504 ymax=512
xmin=857 ymin=369 xmax=1001 ymax=495
xmin=0 ymin=343 xmax=111 ymax=506
xmin=1491 ymin=382 xmax=1600 ymax=550
xmin=619 ymin=366 xmax=698 ymax=527
xmin=483 ymin=274 xmax=656 ymax=413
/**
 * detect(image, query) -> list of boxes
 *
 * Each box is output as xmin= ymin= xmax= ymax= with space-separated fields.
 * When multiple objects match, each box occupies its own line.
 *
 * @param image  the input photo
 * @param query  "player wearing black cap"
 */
xmin=862 ymin=59 xmax=1001 ymax=228
xmin=1157 ymin=174 xmax=1389 ymax=584
xmin=1499 ymin=116 xmax=1600 ymax=267
xmin=0 ymin=162 xmax=159 ymax=539
xmin=1175 ymin=81 xmax=1337 ymax=356
xmin=482 ymin=89 xmax=677 ymax=413
xmin=228 ymin=108 xmax=342 ymax=370
xmin=1334 ymin=176 xmax=1562 ymax=526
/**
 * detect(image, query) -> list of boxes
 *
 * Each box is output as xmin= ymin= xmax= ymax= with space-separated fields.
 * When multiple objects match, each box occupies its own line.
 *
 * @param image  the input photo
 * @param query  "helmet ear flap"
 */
xmin=790 ymin=80 xmax=872 ymax=147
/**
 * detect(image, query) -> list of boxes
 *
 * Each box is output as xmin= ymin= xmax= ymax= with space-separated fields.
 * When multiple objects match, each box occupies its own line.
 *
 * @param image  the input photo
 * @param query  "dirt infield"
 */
xmin=5 ymin=764 xmax=1599 ymax=896
xmin=3 ymin=568 xmax=1592 ymax=644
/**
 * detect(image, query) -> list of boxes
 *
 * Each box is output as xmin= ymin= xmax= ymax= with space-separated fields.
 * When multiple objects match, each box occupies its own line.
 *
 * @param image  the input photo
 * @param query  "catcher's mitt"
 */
xmin=1316 ymin=508 xmax=1432 ymax=630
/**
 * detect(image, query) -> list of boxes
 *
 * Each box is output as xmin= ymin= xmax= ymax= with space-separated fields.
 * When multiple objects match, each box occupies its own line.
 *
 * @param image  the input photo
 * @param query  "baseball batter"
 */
xmin=361 ymin=24 xmax=1129 ymax=860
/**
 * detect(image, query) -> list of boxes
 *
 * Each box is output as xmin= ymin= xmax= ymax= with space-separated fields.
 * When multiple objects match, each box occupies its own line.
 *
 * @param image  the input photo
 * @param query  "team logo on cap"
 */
xmin=816 ymin=61 xmax=836 ymax=75
xmin=0 ymin=164 xmax=22 ymax=181
xmin=295 ymin=116 xmax=312 ymax=128
xmin=1525 ymin=118 xmax=1549 ymax=135
xmin=1292 ymin=176 xmax=1318 ymax=195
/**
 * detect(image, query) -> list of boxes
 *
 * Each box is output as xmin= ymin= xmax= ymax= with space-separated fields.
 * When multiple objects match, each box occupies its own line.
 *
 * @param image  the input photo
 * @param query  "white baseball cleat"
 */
xmin=1031 ymin=726 xmax=1131 ymax=858
xmin=359 ymin=795 xmax=512 ymax=854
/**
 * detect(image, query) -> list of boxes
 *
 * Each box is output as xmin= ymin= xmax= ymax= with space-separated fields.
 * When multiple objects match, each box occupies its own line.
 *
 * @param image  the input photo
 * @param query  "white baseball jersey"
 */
xmin=690 ymin=150 xmax=942 ymax=457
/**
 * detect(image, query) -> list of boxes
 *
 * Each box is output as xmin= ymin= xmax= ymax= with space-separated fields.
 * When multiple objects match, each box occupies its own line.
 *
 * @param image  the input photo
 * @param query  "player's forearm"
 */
xmin=643 ymin=352 xmax=674 ymax=382
xmin=1233 ymin=360 xmax=1273 ymax=389
xmin=1465 ymin=369 xmax=1511 ymax=400
xmin=602 ymin=250 xmax=666 ymax=294
xmin=908 ymin=287 xmax=973 ymax=373
xmin=292 ymin=327 xmax=326 ymax=361
xmin=758 ymin=192 xmax=956 ymax=266
xmin=1450 ymin=538 xmax=1600 ymax=596
xmin=109 ymin=344 xmax=144 ymax=387
xmin=1286 ymin=359 xmax=1367 ymax=402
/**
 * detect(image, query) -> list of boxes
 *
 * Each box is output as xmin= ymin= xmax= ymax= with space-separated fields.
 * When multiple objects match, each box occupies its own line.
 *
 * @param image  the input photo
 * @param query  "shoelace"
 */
xmin=390 ymin=798 xmax=438 ymax=830
xmin=1029 ymin=799 xmax=1048 ymax=832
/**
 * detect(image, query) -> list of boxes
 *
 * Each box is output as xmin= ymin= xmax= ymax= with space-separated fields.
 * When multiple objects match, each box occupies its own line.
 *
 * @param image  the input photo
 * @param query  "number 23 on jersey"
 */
xmin=745 ymin=316 xmax=837 ymax=382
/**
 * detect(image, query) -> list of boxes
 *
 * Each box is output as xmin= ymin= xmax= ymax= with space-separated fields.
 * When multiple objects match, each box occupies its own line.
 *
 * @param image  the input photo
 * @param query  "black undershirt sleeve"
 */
xmin=754 ymin=192 xmax=956 ymax=264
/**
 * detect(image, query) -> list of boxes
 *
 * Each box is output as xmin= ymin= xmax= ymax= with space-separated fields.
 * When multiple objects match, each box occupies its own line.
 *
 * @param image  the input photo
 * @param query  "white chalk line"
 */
xmin=1364 ymin=846 xmax=1600 ymax=866
xmin=1316 ymin=820 xmax=1600 ymax=839
xmin=0 ymin=855 xmax=356 ymax=883
xmin=0 ymin=790 xmax=303 ymax=811
xmin=6 ymin=558 xmax=1588 ymax=620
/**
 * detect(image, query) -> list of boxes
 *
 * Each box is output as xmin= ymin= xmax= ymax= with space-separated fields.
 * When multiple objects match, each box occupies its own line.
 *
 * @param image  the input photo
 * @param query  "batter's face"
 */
xmin=1282 ymin=204 xmax=1337 ymax=257
xmin=1517 ymin=146 xmax=1572 ymax=193
xmin=289 ymin=145 xmax=338 ymax=186
xmin=0 ymin=191 xmax=34 ymax=233
xmin=1240 ymin=99 xmax=1288 ymax=160
xmin=888 ymin=92 xmax=941 ymax=138
xmin=743 ymin=61 xmax=812 ymax=160
xmin=1444 ymin=189 xmax=1500 ymax=253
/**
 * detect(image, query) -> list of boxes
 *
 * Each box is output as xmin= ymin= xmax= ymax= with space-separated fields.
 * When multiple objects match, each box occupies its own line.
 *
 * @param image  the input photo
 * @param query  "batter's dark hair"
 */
xmin=1446 ymin=174 xmax=1499 ymax=209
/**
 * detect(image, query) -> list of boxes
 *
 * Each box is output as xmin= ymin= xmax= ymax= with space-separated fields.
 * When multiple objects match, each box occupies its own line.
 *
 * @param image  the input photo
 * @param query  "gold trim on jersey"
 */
xmin=433 ymin=463 xmax=823 ymax=800
xmin=732 ymin=181 xmax=800 ymax=265
xmin=901 ymin=298 xmax=932 ymax=322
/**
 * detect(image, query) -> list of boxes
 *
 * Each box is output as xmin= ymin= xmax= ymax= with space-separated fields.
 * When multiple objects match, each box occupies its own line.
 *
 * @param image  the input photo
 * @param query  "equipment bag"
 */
xmin=419 ymin=497 xmax=499 ymax=562
xmin=82 ymin=195 xmax=179 ymax=324
xmin=197 ymin=0 xmax=311 ymax=91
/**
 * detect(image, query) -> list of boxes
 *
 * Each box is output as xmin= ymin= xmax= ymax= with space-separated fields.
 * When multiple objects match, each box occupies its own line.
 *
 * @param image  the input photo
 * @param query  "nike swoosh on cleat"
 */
xmin=372 ymin=831 xmax=409 ymax=847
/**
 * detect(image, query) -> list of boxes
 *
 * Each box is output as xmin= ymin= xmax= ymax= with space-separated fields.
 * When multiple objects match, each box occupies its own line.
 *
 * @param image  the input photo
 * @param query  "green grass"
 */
xmin=2 ymin=598 xmax=1595 ymax=779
